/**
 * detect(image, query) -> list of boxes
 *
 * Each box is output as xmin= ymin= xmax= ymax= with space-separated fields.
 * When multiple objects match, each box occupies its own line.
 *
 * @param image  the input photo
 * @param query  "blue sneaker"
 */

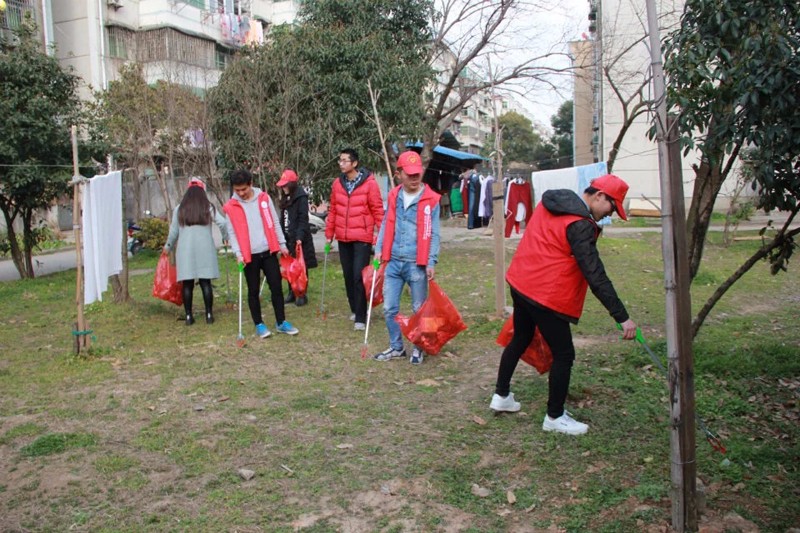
xmin=276 ymin=320 xmax=299 ymax=335
xmin=255 ymin=323 xmax=271 ymax=338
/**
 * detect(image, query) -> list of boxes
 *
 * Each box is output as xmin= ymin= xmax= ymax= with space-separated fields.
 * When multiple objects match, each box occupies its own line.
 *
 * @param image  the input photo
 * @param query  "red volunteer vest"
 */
xmin=224 ymin=191 xmax=281 ymax=264
xmin=505 ymin=202 xmax=599 ymax=319
xmin=381 ymin=185 xmax=440 ymax=266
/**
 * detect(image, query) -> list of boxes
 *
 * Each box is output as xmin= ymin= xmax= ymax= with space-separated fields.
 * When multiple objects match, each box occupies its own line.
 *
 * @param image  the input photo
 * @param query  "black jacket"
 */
xmin=280 ymin=187 xmax=318 ymax=269
xmin=539 ymin=189 xmax=628 ymax=323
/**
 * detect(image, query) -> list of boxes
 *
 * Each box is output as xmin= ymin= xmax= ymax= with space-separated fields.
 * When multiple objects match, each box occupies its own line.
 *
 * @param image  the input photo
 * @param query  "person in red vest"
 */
xmin=324 ymin=148 xmax=384 ymax=331
xmin=224 ymin=169 xmax=299 ymax=339
xmin=490 ymin=174 xmax=637 ymax=435
xmin=373 ymin=151 xmax=440 ymax=365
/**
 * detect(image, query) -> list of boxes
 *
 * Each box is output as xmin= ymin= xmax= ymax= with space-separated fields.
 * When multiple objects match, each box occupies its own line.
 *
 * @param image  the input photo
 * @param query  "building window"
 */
xmin=215 ymin=46 xmax=232 ymax=69
xmin=1 ymin=0 xmax=34 ymax=33
xmin=107 ymin=26 xmax=134 ymax=59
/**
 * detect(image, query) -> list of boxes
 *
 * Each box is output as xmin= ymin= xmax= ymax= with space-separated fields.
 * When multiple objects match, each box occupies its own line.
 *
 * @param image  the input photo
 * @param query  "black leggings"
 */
xmin=495 ymin=287 xmax=576 ymax=419
xmin=243 ymin=252 xmax=285 ymax=326
xmin=183 ymin=279 xmax=213 ymax=317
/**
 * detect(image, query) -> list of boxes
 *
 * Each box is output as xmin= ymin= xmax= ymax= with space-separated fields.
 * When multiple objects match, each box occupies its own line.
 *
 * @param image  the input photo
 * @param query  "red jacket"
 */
xmin=325 ymin=169 xmax=384 ymax=244
xmin=506 ymin=197 xmax=598 ymax=320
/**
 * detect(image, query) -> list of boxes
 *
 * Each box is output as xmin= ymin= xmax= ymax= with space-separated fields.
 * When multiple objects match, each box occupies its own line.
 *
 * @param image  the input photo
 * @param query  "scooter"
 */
xmin=308 ymin=209 xmax=327 ymax=234
xmin=127 ymin=221 xmax=143 ymax=255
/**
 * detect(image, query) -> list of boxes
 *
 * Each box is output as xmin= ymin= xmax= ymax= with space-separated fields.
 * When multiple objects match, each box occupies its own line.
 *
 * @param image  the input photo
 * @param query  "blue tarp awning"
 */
xmin=407 ymin=142 xmax=486 ymax=163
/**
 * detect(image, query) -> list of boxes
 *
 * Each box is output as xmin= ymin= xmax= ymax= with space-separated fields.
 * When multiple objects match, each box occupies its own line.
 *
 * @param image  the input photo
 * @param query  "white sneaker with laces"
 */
xmin=489 ymin=392 xmax=521 ymax=413
xmin=410 ymin=348 xmax=424 ymax=365
xmin=354 ymin=322 xmax=366 ymax=331
xmin=542 ymin=411 xmax=588 ymax=435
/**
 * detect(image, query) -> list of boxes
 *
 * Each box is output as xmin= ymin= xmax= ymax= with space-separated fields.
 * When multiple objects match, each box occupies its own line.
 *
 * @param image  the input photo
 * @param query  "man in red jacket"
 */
xmin=490 ymin=174 xmax=637 ymax=435
xmin=324 ymin=148 xmax=384 ymax=331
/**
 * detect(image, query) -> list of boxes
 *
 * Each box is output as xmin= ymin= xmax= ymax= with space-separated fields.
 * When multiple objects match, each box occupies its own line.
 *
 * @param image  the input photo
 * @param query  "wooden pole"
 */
xmin=642 ymin=0 xmax=697 ymax=528
xmin=492 ymin=131 xmax=506 ymax=318
xmin=367 ymin=79 xmax=396 ymax=184
xmin=71 ymin=125 xmax=89 ymax=353
xmin=488 ymin=63 xmax=506 ymax=318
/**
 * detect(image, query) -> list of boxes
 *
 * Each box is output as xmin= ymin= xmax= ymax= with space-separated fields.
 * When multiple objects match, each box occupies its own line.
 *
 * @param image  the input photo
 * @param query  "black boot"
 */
xmin=185 ymin=314 xmax=195 ymax=326
xmin=284 ymin=291 xmax=296 ymax=304
xmin=295 ymin=295 xmax=307 ymax=306
xmin=205 ymin=312 xmax=214 ymax=324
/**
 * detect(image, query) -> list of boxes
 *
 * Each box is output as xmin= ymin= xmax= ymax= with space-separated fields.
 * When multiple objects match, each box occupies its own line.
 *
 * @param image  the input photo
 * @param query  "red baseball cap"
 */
xmin=591 ymin=174 xmax=629 ymax=220
xmin=276 ymin=169 xmax=298 ymax=187
xmin=188 ymin=177 xmax=206 ymax=190
xmin=396 ymin=151 xmax=424 ymax=175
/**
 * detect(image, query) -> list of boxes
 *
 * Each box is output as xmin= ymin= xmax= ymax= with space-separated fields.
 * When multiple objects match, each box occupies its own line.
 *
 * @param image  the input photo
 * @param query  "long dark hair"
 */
xmin=279 ymin=181 xmax=299 ymax=210
xmin=178 ymin=186 xmax=213 ymax=226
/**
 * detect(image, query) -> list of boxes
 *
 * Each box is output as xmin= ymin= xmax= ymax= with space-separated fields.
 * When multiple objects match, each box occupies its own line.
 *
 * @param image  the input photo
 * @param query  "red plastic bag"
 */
xmin=152 ymin=251 xmax=183 ymax=306
xmin=362 ymin=262 xmax=385 ymax=308
xmin=395 ymin=280 xmax=467 ymax=355
xmin=279 ymin=242 xmax=308 ymax=297
xmin=496 ymin=313 xmax=553 ymax=374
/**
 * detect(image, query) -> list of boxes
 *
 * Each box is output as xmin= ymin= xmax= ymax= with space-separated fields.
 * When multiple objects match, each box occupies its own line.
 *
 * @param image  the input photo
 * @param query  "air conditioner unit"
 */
xmin=107 ymin=0 xmax=123 ymax=9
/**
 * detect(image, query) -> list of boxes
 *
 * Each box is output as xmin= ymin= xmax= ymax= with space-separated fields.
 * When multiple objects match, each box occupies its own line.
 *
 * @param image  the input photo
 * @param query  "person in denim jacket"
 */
xmin=373 ymin=151 xmax=440 ymax=365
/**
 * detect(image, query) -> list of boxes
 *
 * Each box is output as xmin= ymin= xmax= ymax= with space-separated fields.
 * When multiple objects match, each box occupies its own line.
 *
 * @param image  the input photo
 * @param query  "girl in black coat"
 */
xmin=277 ymin=169 xmax=318 ymax=306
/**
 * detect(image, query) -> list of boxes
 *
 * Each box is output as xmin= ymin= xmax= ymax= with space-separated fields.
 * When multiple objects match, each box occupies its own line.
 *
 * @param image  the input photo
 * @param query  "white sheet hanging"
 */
xmin=82 ymin=170 xmax=123 ymax=305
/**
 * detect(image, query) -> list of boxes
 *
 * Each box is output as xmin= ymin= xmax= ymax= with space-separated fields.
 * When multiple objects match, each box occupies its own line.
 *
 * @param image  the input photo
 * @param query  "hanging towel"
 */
xmin=83 ymin=171 xmax=123 ymax=305
xmin=531 ymin=162 xmax=608 ymax=205
xmin=531 ymin=162 xmax=611 ymax=224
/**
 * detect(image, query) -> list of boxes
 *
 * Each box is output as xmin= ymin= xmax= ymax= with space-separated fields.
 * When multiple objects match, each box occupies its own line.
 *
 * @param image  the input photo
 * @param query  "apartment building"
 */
xmin=572 ymin=0 xmax=744 ymax=210
xmin=34 ymin=0 xmax=300 ymax=98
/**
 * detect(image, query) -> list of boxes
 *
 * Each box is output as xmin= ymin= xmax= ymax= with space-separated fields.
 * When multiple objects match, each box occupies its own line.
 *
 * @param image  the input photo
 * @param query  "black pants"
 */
xmin=243 ymin=252 xmax=285 ymax=326
xmin=495 ymin=287 xmax=576 ymax=419
xmin=183 ymin=279 xmax=213 ymax=317
xmin=338 ymin=241 xmax=372 ymax=323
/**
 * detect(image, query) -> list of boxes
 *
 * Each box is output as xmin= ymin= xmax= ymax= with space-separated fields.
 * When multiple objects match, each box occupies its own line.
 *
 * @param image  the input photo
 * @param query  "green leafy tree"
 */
xmin=93 ymin=63 xmax=205 ymax=216
xmin=664 ymin=0 xmax=800 ymax=335
xmin=209 ymin=0 xmax=434 ymax=200
xmin=549 ymin=100 xmax=573 ymax=169
xmin=0 ymin=21 xmax=82 ymax=278
xmin=482 ymin=111 xmax=544 ymax=167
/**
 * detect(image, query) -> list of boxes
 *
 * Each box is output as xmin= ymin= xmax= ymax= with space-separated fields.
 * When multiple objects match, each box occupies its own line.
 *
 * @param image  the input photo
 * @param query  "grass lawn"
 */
xmin=0 ymin=228 xmax=797 ymax=532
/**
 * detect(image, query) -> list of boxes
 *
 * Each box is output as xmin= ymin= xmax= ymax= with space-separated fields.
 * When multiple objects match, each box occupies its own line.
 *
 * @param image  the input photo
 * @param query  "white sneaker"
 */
xmin=354 ymin=322 xmax=366 ymax=331
xmin=349 ymin=313 xmax=356 ymax=321
xmin=542 ymin=411 xmax=588 ymax=435
xmin=490 ymin=393 xmax=521 ymax=413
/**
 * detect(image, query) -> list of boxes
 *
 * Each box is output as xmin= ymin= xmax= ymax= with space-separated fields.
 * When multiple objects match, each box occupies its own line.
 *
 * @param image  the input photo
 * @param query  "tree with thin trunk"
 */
xmin=663 ymin=0 xmax=800 ymax=336
xmin=0 ymin=20 xmax=83 ymax=279
xmin=419 ymin=0 xmax=573 ymax=165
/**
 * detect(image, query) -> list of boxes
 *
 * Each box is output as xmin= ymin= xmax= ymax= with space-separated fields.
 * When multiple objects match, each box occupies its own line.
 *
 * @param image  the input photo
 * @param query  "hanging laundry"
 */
xmin=531 ymin=162 xmax=611 ymax=225
xmin=481 ymin=174 xmax=495 ymax=221
xmin=504 ymin=177 xmax=532 ymax=237
xmin=83 ymin=171 xmax=123 ymax=305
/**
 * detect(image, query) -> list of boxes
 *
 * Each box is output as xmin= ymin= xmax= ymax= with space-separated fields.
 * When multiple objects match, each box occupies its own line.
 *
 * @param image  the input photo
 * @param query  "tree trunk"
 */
xmin=111 ymin=212 xmax=130 ymax=303
xmin=21 ymin=210 xmax=35 ymax=278
xmin=692 ymin=224 xmax=800 ymax=337
xmin=2 ymin=208 xmax=27 ymax=279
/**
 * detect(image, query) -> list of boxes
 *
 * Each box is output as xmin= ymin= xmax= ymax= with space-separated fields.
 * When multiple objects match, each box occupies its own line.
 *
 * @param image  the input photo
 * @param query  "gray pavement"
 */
xmin=1 ymin=212 xmax=795 ymax=282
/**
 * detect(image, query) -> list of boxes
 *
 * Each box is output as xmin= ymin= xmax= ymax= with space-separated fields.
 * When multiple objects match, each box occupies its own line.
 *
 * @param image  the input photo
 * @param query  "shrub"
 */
xmin=138 ymin=217 xmax=170 ymax=250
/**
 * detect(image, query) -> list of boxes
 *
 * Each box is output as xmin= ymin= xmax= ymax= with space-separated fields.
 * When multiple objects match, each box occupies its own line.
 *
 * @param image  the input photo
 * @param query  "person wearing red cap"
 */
xmin=324 ymin=148 xmax=384 ymax=331
xmin=490 ymin=174 xmax=638 ymax=435
xmin=373 ymin=150 xmax=440 ymax=365
xmin=163 ymin=178 xmax=229 ymax=325
xmin=277 ymin=169 xmax=317 ymax=306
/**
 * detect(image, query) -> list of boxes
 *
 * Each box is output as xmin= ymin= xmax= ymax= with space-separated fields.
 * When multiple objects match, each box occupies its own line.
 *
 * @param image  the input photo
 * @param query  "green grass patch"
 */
xmin=20 ymin=432 xmax=97 ymax=457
